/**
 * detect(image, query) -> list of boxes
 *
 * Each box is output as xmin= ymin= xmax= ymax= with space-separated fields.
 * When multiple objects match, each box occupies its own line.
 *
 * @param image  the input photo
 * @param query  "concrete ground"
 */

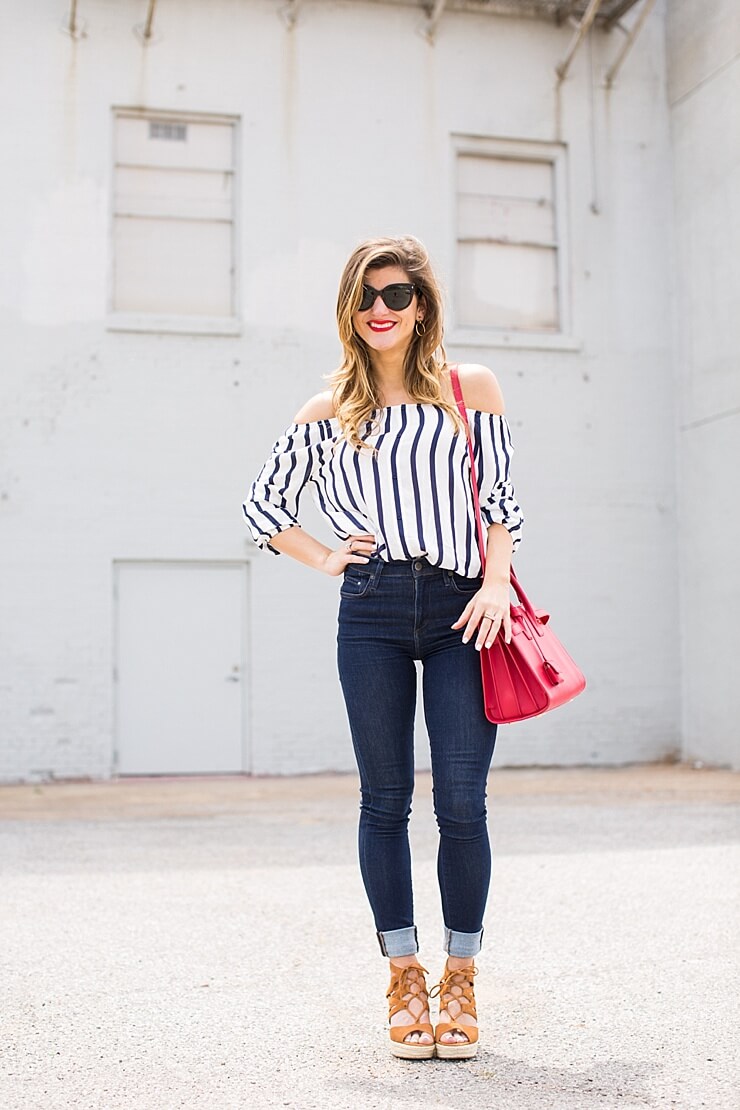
xmin=0 ymin=763 xmax=738 ymax=1110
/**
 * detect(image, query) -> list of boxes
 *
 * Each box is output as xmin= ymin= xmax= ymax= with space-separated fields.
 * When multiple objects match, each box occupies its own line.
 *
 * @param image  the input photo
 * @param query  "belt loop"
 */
xmin=372 ymin=556 xmax=384 ymax=589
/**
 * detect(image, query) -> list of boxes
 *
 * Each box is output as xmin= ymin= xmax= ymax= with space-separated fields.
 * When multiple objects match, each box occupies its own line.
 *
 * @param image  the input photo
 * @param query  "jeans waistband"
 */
xmin=363 ymin=556 xmax=449 ymax=579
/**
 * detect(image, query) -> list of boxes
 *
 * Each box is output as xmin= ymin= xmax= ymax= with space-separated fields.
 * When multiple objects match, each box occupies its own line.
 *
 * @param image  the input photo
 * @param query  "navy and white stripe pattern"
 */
xmin=243 ymin=404 xmax=524 ymax=577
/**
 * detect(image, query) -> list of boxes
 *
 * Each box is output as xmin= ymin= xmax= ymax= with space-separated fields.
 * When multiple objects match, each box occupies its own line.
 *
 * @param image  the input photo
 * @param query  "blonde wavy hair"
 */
xmin=327 ymin=236 xmax=465 ymax=452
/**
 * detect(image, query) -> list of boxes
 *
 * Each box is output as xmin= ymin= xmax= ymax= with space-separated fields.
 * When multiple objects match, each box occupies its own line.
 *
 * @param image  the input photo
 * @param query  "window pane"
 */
xmin=112 ymin=111 xmax=237 ymax=321
xmin=456 ymin=149 xmax=561 ymax=330
xmin=115 ymin=115 xmax=233 ymax=171
xmin=458 ymin=192 xmax=554 ymax=244
xmin=458 ymin=154 xmax=552 ymax=202
xmin=114 ymin=166 xmax=233 ymax=221
xmin=113 ymin=217 xmax=233 ymax=316
xmin=457 ymin=241 xmax=558 ymax=331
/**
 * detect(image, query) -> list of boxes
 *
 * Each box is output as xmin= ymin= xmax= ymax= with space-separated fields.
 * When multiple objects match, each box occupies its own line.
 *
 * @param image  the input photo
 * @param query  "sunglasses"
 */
xmin=358 ymin=282 xmax=419 ymax=313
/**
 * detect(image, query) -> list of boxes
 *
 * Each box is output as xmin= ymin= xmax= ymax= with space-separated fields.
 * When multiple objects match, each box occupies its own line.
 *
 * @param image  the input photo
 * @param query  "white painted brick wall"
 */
xmin=667 ymin=0 xmax=740 ymax=770
xmin=1 ymin=0 xmax=718 ymax=780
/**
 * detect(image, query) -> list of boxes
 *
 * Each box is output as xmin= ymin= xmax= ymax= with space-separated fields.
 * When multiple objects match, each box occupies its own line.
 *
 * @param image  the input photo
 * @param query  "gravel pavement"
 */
xmin=1 ymin=764 xmax=738 ymax=1110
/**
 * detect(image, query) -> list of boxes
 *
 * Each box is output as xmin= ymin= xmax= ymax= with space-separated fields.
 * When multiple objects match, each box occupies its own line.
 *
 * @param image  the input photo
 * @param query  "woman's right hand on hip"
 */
xmin=321 ymin=534 xmax=377 ymax=576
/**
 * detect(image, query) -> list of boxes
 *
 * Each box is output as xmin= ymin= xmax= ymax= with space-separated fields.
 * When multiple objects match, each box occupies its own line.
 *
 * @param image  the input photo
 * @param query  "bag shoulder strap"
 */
xmin=449 ymin=363 xmax=525 ymax=601
xmin=449 ymin=364 xmax=487 ymax=572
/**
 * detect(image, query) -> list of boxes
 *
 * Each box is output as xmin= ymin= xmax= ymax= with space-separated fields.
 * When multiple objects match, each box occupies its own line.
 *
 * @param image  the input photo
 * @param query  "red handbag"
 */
xmin=450 ymin=367 xmax=586 ymax=724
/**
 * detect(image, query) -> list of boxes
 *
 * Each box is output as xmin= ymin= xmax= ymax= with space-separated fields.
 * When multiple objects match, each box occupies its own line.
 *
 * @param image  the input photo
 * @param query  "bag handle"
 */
xmin=449 ymin=364 xmax=535 ymax=618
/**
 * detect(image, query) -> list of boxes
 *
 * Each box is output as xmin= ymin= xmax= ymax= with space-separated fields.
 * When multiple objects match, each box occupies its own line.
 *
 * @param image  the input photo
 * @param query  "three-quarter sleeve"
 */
xmin=242 ymin=420 xmax=335 ymax=554
xmin=472 ymin=412 xmax=525 ymax=552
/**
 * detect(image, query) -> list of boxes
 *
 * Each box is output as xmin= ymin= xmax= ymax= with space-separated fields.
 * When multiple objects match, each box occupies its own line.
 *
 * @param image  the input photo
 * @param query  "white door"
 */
xmin=114 ymin=561 xmax=248 ymax=774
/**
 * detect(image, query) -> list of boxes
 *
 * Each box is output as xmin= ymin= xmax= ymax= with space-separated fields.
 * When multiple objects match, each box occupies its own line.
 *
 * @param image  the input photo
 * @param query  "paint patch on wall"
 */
xmin=21 ymin=178 xmax=107 ymax=325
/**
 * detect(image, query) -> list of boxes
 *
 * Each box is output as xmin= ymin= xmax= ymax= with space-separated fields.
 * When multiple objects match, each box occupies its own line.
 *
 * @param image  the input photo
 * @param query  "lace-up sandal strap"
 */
xmin=386 ymin=963 xmax=435 ymax=1058
xmin=386 ymin=963 xmax=429 ymax=1012
xmin=431 ymin=964 xmax=479 ymax=1056
xmin=430 ymin=963 xmax=478 ymax=1011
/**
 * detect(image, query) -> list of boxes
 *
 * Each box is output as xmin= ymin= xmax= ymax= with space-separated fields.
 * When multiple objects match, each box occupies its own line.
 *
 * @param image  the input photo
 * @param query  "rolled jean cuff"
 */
xmin=444 ymin=926 xmax=484 ymax=958
xmin=376 ymin=926 xmax=418 ymax=958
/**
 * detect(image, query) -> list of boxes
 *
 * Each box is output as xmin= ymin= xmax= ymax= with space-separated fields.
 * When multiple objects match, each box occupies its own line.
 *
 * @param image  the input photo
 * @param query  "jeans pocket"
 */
xmin=340 ymin=567 xmax=374 ymax=599
xmin=447 ymin=571 xmax=483 ymax=596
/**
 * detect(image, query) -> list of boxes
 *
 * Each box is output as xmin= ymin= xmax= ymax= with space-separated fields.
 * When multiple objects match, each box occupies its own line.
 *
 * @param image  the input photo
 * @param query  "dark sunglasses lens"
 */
xmin=359 ymin=284 xmax=415 ymax=312
xmin=359 ymin=286 xmax=375 ymax=311
xmin=383 ymin=285 xmax=414 ymax=310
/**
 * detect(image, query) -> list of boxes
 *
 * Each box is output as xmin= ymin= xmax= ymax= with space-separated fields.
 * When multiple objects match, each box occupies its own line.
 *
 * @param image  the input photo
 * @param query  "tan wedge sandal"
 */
xmin=431 ymin=962 xmax=479 ymax=1059
xmin=386 ymin=962 xmax=435 ymax=1060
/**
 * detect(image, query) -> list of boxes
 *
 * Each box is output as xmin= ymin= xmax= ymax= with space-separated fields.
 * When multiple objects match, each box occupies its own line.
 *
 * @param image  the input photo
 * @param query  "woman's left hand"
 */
xmin=451 ymin=576 xmax=512 ymax=650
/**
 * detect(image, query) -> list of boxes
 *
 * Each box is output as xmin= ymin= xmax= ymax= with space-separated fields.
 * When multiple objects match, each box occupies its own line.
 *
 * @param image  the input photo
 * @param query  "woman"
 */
xmin=243 ymin=236 xmax=524 ymax=1060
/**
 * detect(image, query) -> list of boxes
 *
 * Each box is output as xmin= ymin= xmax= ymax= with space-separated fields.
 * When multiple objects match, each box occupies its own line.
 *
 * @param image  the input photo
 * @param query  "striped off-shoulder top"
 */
xmin=242 ymin=403 xmax=524 ymax=578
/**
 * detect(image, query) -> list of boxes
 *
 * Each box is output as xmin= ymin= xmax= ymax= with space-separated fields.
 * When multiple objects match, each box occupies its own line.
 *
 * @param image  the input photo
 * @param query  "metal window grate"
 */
xmin=149 ymin=121 xmax=187 ymax=142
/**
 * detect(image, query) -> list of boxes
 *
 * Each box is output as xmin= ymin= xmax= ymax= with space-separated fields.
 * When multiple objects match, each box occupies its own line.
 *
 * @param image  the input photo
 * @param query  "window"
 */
xmin=110 ymin=109 xmax=239 ymax=334
xmin=453 ymin=136 xmax=575 ymax=349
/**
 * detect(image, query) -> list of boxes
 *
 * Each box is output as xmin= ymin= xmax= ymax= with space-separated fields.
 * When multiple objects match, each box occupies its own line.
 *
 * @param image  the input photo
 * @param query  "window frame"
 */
xmin=107 ymin=106 xmax=241 ymax=337
xmin=449 ymin=134 xmax=580 ymax=352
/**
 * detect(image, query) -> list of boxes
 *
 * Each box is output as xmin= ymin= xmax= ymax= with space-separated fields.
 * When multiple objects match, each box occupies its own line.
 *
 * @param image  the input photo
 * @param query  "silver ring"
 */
xmin=483 ymin=612 xmax=500 ymax=621
xmin=346 ymin=541 xmax=354 ymax=552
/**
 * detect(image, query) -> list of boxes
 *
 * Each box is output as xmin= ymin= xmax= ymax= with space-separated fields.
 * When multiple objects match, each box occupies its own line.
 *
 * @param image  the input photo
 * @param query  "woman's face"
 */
xmin=352 ymin=265 xmax=423 ymax=357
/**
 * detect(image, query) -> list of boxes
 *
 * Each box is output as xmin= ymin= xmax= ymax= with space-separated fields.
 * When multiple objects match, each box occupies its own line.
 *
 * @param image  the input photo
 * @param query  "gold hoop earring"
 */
xmin=415 ymin=319 xmax=426 ymax=336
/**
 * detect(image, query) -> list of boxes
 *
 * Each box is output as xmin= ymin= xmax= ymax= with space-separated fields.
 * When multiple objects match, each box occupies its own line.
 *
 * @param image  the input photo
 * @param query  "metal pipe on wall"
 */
xmin=555 ymin=1 xmax=582 ymax=26
xmin=604 ymin=0 xmax=658 ymax=86
xmin=423 ymin=0 xmax=448 ymax=43
xmin=603 ymin=0 xmax=645 ymax=31
xmin=142 ymin=0 xmax=157 ymax=41
xmin=279 ymin=0 xmax=303 ymax=29
xmin=556 ymin=0 xmax=604 ymax=82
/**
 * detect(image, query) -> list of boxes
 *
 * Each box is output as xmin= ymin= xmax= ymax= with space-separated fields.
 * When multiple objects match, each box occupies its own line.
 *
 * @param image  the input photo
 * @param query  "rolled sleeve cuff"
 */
xmin=242 ymin=501 xmax=300 ymax=555
xmin=480 ymin=503 xmax=524 ymax=552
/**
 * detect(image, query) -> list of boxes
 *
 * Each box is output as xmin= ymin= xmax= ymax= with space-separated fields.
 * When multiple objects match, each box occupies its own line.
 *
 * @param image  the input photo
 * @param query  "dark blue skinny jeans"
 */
xmin=337 ymin=556 xmax=498 ymax=959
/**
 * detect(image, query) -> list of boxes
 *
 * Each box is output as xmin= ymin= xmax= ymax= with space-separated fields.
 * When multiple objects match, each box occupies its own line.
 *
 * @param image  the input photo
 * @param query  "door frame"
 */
xmin=111 ymin=558 xmax=251 ymax=775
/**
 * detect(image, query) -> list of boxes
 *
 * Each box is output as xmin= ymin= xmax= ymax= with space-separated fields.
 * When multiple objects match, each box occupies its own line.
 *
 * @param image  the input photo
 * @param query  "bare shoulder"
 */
xmin=292 ymin=390 xmax=336 ymax=424
xmin=455 ymin=363 xmax=506 ymax=415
